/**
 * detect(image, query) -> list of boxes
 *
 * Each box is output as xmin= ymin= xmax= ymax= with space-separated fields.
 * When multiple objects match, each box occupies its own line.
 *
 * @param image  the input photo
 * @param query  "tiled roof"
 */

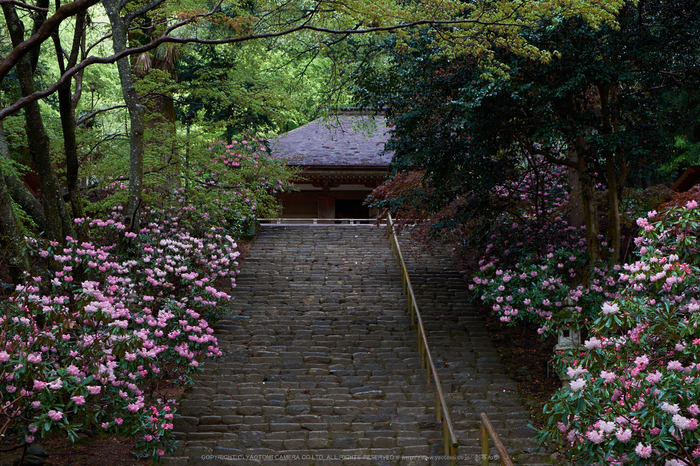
xmin=269 ymin=115 xmax=393 ymax=167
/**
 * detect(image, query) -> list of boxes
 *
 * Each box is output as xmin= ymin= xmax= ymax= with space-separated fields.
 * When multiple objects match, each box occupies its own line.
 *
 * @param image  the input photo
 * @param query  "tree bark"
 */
xmin=28 ymin=0 xmax=51 ymax=72
xmin=53 ymin=10 xmax=88 ymax=237
xmin=3 ymin=172 xmax=46 ymax=232
xmin=569 ymin=135 xmax=601 ymax=265
xmin=0 ymin=134 xmax=45 ymax=230
xmin=606 ymin=154 xmax=628 ymax=264
xmin=0 ymin=123 xmax=30 ymax=284
xmin=599 ymin=82 xmax=627 ymax=264
xmin=566 ymin=149 xmax=584 ymax=229
xmin=103 ymin=0 xmax=145 ymax=228
xmin=2 ymin=3 xmax=74 ymax=242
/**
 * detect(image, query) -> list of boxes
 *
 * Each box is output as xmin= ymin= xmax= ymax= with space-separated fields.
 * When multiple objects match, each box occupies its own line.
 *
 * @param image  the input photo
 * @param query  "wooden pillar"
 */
xmin=319 ymin=196 xmax=335 ymax=220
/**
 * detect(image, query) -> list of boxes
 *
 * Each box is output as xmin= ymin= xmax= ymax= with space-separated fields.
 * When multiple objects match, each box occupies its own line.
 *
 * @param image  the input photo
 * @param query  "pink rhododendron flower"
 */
xmin=585 ymin=337 xmax=602 ymax=349
xmin=33 ymin=380 xmax=47 ymax=390
xmin=599 ymin=421 xmax=615 ymax=434
xmin=667 ymin=360 xmax=684 ymax=371
xmin=635 ymin=443 xmax=652 ymax=458
xmin=645 ymin=371 xmax=662 ymax=384
xmin=615 ymin=428 xmax=632 ymax=443
xmin=47 ymin=410 xmax=63 ymax=421
xmin=602 ymin=302 xmax=619 ymax=314
xmin=634 ymin=355 xmax=649 ymax=369
xmin=26 ymin=353 xmax=42 ymax=364
xmin=569 ymin=378 xmax=586 ymax=392
xmin=586 ymin=430 xmax=604 ymax=444
xmin=661 ymin=402 xmax=681 ymax=415
xmin=47 ymin=378 xmax=63 ymax=390
xmin=567 ymin=366 xmax=588 ymax=379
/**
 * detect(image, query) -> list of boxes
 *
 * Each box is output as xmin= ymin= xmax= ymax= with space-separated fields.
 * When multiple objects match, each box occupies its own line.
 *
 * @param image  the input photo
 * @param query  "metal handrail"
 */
xmin=480 ymin=413 xmax=514 ymax=466
xmin=385 ymin=214 xmax=459 ymax=465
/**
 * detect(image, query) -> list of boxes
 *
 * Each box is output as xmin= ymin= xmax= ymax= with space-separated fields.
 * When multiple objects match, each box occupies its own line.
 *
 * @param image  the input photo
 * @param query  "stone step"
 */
xmin=165 ymin=226 xmax=551 ymax=466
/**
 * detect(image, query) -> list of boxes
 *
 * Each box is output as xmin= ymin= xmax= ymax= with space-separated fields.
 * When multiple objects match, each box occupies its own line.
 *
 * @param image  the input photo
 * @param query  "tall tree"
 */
xmin=0 ymin=0 xmax=630 ymax=273
xmin=2 ymin=2 xmax=75 ymax=242
xmin=52 ymin=9 xmax=88 ymax=233
xmin=356 ymin=0 xmax=700 ymax=265
xmin=102 ymin=0 xmax=150 ymax=228
xmin=0 ymin=122 xmax=29 ymax=283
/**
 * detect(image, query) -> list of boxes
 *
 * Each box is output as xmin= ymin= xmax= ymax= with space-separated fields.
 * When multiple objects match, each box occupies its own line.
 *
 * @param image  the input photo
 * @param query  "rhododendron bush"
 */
xmin=537 ymin=201 xmax=700 ymax=465
xmin=87 ymin=135 xmax=296 ymax=237
xmin=182 ymin=138 xmax=296 ymax=235
xmin=469 ymin=163 xmax=625 ymax=334
xmin=0 ymin=205 xmax=239 ymax=459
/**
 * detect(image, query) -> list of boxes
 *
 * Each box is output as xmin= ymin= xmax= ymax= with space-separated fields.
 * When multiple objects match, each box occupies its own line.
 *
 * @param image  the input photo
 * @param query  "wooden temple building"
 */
xmin=269 ymin=112 xmax=392 ymax=221
xmin=672 ymin=165 xmax=700 ymax=192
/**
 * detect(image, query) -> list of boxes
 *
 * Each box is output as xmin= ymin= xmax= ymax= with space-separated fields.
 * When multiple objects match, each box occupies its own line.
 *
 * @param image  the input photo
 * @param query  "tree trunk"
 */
xmin=566 ymin=149 xmax=584 ymax=229
xmin=593 ymin=81 xmax=630 ymax=265
xmin=0 ymin=123 xmax=30 ymax=283
xmin=2 ymin=3 xmax=74 ymax=242
xmin=103 ymin=0 xmax=145 ymax=228
xmin=3 ymin=172 xmax=46 ymax=232
xmin=53 ymin=11 xmax=88 ymax=238
xmin=569 ymin=135 xmax=601 ymax=265
xmin=580 ymin=169 xmax=601 ymax=265
xmin=606 ymin=155 xmax=621 ymax=263
xmin=0 ymin=134 xmax=45 ymax=230
xmin=28 ymin=0 xmax=50 ymax=72
xmin=606 ymin=154 xmax=629 ymax=264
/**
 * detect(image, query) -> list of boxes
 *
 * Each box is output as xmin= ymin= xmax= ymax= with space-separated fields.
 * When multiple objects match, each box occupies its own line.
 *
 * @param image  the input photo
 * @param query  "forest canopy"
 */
xmin=0 ymin=0 xmax=631 ymax=275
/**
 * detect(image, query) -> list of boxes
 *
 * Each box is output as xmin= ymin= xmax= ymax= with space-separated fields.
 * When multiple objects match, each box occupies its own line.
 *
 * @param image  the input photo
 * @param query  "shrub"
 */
xmin=470 ymin=164 xmax=622 ymax=335
xmin=0 ymin=204 xmax=239 ymax=460
xmin=537 ymin=200 xmax=700 ymax=465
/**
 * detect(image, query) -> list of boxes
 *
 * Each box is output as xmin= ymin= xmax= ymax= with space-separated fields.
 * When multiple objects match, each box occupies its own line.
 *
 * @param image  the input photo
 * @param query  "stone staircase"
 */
xmin=164 ymin=226 xmax=552 ymax=465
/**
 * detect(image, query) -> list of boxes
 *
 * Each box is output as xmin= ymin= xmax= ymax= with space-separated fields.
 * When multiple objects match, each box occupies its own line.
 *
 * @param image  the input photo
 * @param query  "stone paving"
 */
xmin=163 ymin=226 xmax=553 ymax=465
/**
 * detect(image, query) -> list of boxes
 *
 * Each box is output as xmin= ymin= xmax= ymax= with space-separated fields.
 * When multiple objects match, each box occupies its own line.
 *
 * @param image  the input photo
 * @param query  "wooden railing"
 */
xmin=480 ymin=413 xmax=514 ymax=466
xmin=385 ymin=215 xmax=459 ymax=465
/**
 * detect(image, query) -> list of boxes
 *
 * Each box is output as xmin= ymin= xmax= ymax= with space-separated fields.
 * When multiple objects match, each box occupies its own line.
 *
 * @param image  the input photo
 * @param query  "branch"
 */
xmin=0 ymin=0 xmax=100 ymax=80
xmin=84 ymin=31 xmax=113 ymax=56
xmin=79 ymin=132 xmax=125 ymax=162
xmin=190 ymin=180 xmax=246 ymax=190
xmin=76 ymin=104 xmax=126 ymax=125
xmin=540 ymin=148 xmax=577 ymax=170
xmin=103 ymin=160 xmax=178 ymax=182
xmin=124 ymin=0 xmax=166 ymax=24
xmin=0 ymin=17 xmax=528 ymax=120
xmin=0 ymin=0 xmax=48 ymax=12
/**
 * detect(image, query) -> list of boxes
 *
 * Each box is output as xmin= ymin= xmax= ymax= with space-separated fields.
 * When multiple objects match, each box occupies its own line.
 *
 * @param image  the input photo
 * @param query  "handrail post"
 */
xmin=481 ymin=422 xmax=489 ymax=466
xmin=480 ymin=413 xmax=514 ymax=466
